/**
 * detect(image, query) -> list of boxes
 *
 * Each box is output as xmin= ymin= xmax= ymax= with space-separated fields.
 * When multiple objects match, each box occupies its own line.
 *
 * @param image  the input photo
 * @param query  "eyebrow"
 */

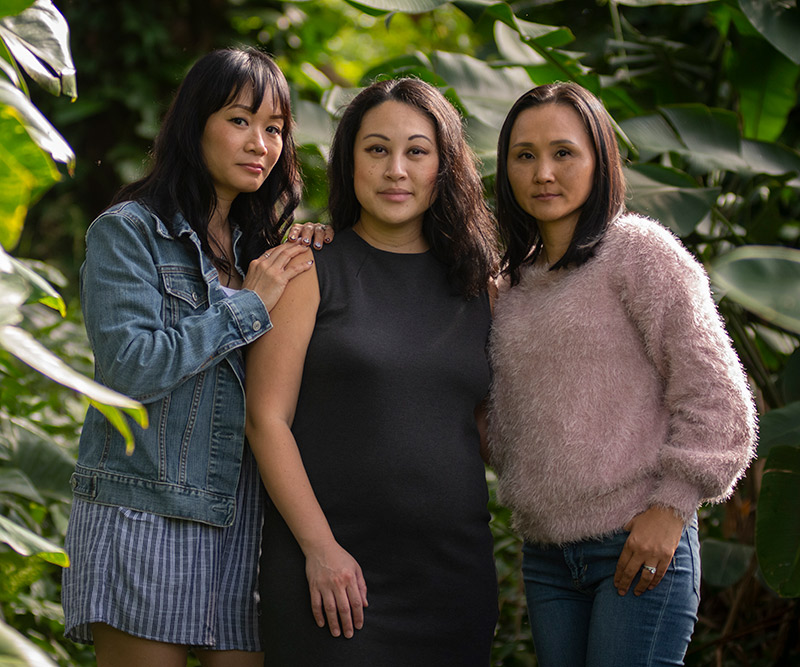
xmin=510 ymin=138 xmax=578 ymax=150
xmin=361 ymin=132 xmax=433 ymax=143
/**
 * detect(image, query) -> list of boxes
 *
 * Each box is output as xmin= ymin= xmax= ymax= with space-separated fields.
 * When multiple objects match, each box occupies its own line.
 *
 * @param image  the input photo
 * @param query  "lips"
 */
xmin=240 ymin=163 xmax=264 ymax=174
xmin=379 ymin=189 xmax=412 ymax=201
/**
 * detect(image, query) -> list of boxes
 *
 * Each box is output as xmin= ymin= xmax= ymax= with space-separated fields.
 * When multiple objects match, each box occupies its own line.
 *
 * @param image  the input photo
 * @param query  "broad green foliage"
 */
xmin=3 ymin=0 xmax=800 ymax=664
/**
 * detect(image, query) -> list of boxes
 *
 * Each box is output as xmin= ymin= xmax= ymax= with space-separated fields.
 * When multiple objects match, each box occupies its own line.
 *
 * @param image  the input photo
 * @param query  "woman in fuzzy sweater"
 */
xmin=488 ymin=82 xmax=757 ymax=666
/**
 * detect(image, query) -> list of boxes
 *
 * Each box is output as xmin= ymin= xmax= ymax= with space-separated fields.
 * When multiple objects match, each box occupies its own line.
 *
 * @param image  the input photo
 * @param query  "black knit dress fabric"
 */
xmin=259 ymin=228 xmax=498 ymax=666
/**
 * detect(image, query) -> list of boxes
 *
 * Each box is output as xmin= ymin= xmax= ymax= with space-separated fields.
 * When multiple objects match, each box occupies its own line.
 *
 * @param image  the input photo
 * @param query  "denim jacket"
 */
xmin=70 ymin=200 xmax=270 ymax=526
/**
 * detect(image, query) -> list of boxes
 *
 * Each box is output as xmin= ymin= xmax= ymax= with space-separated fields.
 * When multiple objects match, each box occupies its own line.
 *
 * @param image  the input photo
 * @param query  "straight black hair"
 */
xmin=496 ymin=82 xmax=625 ymax=285
xmin=113 ymin=47 xmax=301 ymax=268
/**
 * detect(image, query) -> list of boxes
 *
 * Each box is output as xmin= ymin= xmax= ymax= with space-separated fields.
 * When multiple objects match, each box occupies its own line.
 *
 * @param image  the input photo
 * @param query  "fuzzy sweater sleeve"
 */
xmin=615 ymin=215 xmax=757 ymax=520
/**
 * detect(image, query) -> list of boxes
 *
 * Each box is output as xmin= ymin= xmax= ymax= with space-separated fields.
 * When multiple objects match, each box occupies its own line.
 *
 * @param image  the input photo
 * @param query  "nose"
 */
xmin=247 ymin=129 xmax=267 ymax=156
xmin=384 ymin=153 xmax=407 ymax=180
xmin=534 ymin=158 xmax=554 ymax=183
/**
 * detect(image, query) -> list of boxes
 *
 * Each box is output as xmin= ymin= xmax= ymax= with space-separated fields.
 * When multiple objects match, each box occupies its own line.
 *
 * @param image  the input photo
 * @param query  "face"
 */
xmin=352 ymin=100 xmax=439 ymax=235
xmin=506 ymin=103 xmax=596 ymax=234
xmin=201 ymin=87 xmax=284 ymax=203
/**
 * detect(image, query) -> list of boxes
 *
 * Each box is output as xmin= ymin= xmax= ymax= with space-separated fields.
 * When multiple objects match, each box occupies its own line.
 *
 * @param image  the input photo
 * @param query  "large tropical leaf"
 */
xmin=739 ymin=0 xmax=800 ymax=66
xmin=614 ymin=0 xmax=715 ymax=4
xmin=428 ymin=51 xmax=533 ymax=128
xmin=625 ymin=164 xmax=718 ymax=236
xmin=0 ymin=619 xmax=58 ymax=667
xmin=727 ymin=35 xmax=799 ymax=142
xmin=4 ymin=253 xmax=63 ymax=314
xmin=0 ymin=1 xmax=35 ymax=20
xmin=0 ymin=514 xmax=67 ymax=566
xmin=711 ymin=246 xmax=800 ymax=334
xmin=0 ymin=325 xmax=148 ymax=446
xmin=0 ymin=0 xmax=76 ymax=98
xmin=0 ymin=104 xmax=59 ymax=249
xmin=619 ymin=112 xmax=687 ymax=162
xmin=755 ymin=445 xmax=800 ymax=597
xmin=741 ymin=138 xmax=800 ymax=186
xmin=0 ymin=79 xmax=73 ymax=166
xmin=660 ymin=104 xmax=749 ymax=173
xmin=757 ymin=401 xmax=800 ymax=460
xmin=343 ymin=0 xmax=450 ymax=14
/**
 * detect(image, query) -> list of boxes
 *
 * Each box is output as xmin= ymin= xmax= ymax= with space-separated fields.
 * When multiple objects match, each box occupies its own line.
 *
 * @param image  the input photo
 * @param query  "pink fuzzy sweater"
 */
xmin=488 ymin=213 xmax=757 ymax=545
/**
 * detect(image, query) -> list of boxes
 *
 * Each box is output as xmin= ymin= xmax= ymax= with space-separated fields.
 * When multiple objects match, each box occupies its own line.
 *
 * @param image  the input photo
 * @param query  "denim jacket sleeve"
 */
xmin=81 ymin=203 xmax=271 ymax=402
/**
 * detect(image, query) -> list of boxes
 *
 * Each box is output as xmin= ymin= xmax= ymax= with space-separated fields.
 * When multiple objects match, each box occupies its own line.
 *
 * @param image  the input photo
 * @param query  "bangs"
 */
xmin=219 ymin=51 xmax=292 ymax=123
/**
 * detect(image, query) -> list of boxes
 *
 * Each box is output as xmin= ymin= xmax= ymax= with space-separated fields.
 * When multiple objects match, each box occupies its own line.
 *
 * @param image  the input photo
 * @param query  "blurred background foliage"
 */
xmin=2 ymin=0 xmax=800 ymax=664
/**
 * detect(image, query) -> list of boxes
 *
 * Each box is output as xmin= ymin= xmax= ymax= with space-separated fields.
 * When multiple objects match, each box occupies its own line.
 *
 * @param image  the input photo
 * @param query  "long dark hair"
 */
xmin=496 ymin=82 xmax=625 ymax=285
xmin=113 ymin=47 xmax=301 ymax=267
xmin=327 ymin=78 xmax=497 ymax=298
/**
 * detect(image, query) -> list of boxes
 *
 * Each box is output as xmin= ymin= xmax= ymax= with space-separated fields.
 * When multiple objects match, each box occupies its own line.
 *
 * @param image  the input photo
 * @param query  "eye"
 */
xmin=366 ymin=145 xmax=387 ymax=155
xmin=516 ymin=150 xmax=534 ymax=160
xmin=409 ymin=147 xmax=429 ymax=156
xmin=229 ymin=117 xmax=248 ymax=127
xmin=555 ymin=148 xmax=571 ymax=158
xmin=266 ymin=124 xmax=283 ymax=135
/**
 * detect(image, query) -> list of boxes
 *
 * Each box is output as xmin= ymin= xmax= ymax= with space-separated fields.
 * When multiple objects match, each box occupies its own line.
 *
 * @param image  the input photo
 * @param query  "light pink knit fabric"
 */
xmin=488 ymin=213 xmax=757 ymax=545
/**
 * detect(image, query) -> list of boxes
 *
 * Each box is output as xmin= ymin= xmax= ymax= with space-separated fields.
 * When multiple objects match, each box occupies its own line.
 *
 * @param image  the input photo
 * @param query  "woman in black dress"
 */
xmin=245 ymin=78 xmax=499 ymax=665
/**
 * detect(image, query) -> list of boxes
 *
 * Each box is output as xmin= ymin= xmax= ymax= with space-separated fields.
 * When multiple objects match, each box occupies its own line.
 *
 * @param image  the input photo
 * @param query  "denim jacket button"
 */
xmin=192 ymin=291 xmax=198 ymax=302
xmin=253 ymin=320 xmax=262 ymax=331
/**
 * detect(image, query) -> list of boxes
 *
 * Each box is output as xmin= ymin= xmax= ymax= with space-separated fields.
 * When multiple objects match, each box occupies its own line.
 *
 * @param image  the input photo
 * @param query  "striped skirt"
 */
xmin=62 ymin=448 xmax=265 ymax=651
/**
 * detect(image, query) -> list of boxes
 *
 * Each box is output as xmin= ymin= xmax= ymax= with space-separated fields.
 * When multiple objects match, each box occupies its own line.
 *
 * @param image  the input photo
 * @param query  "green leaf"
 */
xmin=741 ymin=138 xmax=800 ymax=184
xmin=755 ymin=445 xmax=800 ymax=597
xmin=660 ymin=104 xmax=748 ymax=173
xmin=0 ymin=469 xmax=44 ymax=503
xmin=0 ymin=80 xmax=73 ymax=166
xmin=615 ymin=0 xmax=717 ymax=4
xmin=0 ymin=0 xmax=34 ymax=18
xmin=700 ymin=538 xmax=754 ymax=588
xmin=619 ymin=113 xmax=686 ymax=162
xmin=343 ymin=0 xmax=450 ymax=13
xmin=711 ymin=246 xmax=800 ymax=334
xmin=0 ymin=514 xmax=67 ymax=566
xmin=429 ymin=52 xmax=533 ymax=128
xmin=5 ymin=433 xmax=75 ymax=502
xmin=0 ymin=618 xmax=58 ymax=667
xmin=3 ymin=251 xmax=64 ymax=315
xmin=757 ymin=401 xmax=800 ymax=460
xmin=727 ymin=36 xmax=799 ymax=142
xmin=0 ymin=325 xmax=148 ymax=450
xmin=0 ymin=0 xmax=76 ymax=98
xmin=781 ymin=349 xmax=800 ymax=405
xmin=293 ymin=98 xmax=335 ymax=153
xmin=625 ymin=164 xmax=718 ymax=236
xmin=0 ymin=260 xmax=28 ymax=325
xmin=739 ymin=0 xmax=800 ymax=65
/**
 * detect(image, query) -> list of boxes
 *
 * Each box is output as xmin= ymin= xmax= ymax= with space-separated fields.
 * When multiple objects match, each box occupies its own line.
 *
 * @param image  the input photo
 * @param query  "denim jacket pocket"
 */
xmin=161 ymin=267 xmax=209 ymax=326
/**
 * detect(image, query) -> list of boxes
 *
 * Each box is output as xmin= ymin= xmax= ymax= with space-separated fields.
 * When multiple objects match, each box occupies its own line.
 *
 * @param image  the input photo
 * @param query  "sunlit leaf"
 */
xmin=711 ymin=246 xmax=800 ymax=334
xmin=0 ymin=469 xmax=44 ymax=503
xmin=756 ymin=445 xmax=800 ymax=597
xmin=343 ymin=0 xmax=449 ymax=13
xmin=757 ymin=401 xmax=800 ymax=460
xmin=0 ymin=514 xmax=67 ymax=566
xmin=0 ymin=325 xmax=148 ymax=449
xmin=0 ymin=1 xmax=35 ymax=19
xmin=728 ymin=36 xmax=799 ymax=142
xmin=625 ymin=164 xmax=717 ymax=236
xmin=739 ymin=0 xmax=800 ymax=65
xmin=700 ymin=538 xmax=754 ymax=588
xmin=0 ymin=0 xmax=76 ymax=98
xmin=3 ymin=247 xmax=64 ymax=315
xmin=0 ymin=618 xmax=58 ymax=667
xmin=0 ymin=80 xmax=73 ymax=166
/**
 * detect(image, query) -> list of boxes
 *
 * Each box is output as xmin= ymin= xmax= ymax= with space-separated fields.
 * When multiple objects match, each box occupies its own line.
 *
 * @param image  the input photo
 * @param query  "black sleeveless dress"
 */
xmin=259 ymin=229 xmax=498 ymax=666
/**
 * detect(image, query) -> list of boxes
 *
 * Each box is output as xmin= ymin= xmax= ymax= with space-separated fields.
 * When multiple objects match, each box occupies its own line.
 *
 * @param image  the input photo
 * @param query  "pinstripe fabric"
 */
xmin=62 ymin=449 xmax=264 ymax=651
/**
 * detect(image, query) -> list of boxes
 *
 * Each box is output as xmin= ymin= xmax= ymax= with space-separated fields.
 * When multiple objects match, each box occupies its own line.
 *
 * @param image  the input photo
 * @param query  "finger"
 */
xmin=323 ymin=591 xmax=342 ymax=637
xmin=336 ymin=590 xmax=356 ymax=639
xmin=299 ymin=222 xmax=316 ymax=247
xmin=634 ymin=564 xmax=658 ymax=596
xmin=286 ymin=223 xmax=302 ymax=242
xmin=282 ymin=257 xmax=314 ymax=280
xmin=309 ymin=223 xmax=329 ymax=250
xmin=310 ymin=590 xmax=325 ymax=629
xmin=358 ymin=572 xmax=368 ymax=608
xmin=347 ymin=582 xmax=365 ymax=631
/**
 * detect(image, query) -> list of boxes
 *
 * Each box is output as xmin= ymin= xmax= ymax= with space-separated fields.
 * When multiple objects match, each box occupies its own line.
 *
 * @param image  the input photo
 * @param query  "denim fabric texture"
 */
xmin=71 ymin=201 xmax=270 ymax=526
xmin=522 ymin=518 xmax=700 ymax=667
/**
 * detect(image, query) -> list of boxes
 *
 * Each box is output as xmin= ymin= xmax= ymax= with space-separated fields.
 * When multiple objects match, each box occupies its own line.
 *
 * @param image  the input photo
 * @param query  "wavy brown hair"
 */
xmin=327 ymin=78 xmax=497 ymax=298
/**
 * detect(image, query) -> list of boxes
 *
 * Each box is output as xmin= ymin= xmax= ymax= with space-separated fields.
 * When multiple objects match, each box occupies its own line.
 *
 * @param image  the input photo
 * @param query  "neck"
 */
xmin=538 ymin=219 xmax=578 ymax=266
xmin=353 ymin=219 xmax=429 ymax=253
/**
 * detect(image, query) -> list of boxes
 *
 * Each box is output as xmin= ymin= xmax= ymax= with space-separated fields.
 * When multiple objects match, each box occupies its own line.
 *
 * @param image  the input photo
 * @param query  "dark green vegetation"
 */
xmin=1 ymin=0 xmax=799 ymax=664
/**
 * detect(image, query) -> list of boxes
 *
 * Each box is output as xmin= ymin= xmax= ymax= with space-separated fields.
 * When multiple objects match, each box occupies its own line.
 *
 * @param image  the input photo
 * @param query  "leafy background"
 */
xmin=1 ymin=0 xmax=799 ymax=664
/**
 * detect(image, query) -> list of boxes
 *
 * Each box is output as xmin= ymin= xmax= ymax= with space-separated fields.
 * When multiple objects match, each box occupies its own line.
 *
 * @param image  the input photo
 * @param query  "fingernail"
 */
xmin=314 ymin=241 xmax=322 ymax=249
xmin=289 ymin=234 xmax=297 ymax=241
xmin=303 ymin=237 xmax=310 ymax=244
xmin=325 ymin=237 xmax=332 ymax=243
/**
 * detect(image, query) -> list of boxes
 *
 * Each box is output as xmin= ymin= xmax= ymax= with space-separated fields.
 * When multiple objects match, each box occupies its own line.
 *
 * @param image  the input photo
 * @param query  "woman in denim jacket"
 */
xmin=62 ymin=48 xmax=327 ymax=666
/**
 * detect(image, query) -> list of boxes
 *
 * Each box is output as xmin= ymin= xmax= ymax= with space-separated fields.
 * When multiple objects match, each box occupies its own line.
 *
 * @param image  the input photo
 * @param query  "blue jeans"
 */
xmin=522 ymin=519 xmax=700 ymax=667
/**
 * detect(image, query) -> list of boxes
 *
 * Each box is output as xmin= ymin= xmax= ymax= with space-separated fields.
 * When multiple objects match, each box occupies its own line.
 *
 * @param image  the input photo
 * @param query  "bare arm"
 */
xmin=245 ymin=261 xmax=367 ymax=638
